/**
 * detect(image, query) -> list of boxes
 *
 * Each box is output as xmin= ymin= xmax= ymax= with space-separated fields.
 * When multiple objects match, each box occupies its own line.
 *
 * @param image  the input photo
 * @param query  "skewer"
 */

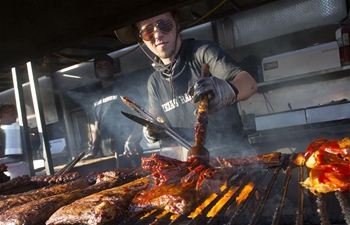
xmin=335 ymin=191 xmax=350 ymax=225
xmin=187 ymin=64 xmax=210 ymax=161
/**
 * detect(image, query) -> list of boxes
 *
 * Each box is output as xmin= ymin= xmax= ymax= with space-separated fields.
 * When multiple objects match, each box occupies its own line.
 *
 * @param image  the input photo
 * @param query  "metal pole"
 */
xmin=26 ymin=62 xmax=54 ymax=175
xmin=57 ymin=91 xmax=75 ymax=159
xmin=11 ymin=67 xmax=35 ymax=176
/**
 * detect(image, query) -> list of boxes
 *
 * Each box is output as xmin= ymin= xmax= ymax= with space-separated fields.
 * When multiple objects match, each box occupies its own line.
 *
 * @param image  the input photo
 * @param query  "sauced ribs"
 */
xmin=216 ymin=152 xmax=282 ymax=168
xmin=46 ymin=176 xmax=151 ymax=225
xmin=0 ymin=167 xmax=148 ymax=225
xmin=131 ymin=182 xmax=196 ymax=215
xmin=130 ymin=154 xmax=236 ymax=215
xmin=131 ymin=152 xmax=283 ymax=215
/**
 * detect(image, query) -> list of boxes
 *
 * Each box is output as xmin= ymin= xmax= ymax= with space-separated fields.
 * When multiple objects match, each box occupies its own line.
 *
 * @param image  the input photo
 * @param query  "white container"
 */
xmin=262 ymin=42 xmax=341 ymax=81
xmin=1 ymin=124 xmax=22 ymax=155
xmin=4 ymin=161 xmax=28 ymax=179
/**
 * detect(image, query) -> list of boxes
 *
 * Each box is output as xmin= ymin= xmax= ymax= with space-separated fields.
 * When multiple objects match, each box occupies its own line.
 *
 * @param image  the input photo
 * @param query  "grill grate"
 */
xmin=118 ymin=154 xmax=349 ymax=225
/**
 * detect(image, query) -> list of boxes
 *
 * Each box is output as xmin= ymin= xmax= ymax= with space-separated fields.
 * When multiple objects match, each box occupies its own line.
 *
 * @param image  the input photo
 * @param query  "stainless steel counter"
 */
xmin=250 ymin=101 xmax=350 ymax=145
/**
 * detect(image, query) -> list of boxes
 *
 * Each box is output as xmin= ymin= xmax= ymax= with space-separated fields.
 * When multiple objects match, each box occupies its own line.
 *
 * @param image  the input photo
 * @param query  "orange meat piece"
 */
xmin=296 ymin=137 xmax=350 ymax=194
xmin=300 ymin=162 xmax=350 ymax=194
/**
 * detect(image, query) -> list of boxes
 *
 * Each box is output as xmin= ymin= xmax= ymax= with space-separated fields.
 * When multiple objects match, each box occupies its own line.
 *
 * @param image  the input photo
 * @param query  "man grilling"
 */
xmin=115 ymin=10 xmax=258 ymax=158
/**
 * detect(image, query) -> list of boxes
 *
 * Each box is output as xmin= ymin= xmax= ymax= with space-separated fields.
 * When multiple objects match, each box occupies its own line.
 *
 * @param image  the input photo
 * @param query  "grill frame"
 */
xmin=117 ymin=153 xmax=350 ymax=225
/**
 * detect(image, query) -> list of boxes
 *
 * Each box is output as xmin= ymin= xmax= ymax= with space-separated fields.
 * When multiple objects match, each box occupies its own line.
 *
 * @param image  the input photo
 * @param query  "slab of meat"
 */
xmin=0 ymin=167 xmax=147 ymax=225
xmin=0 ymin=172 xmax=80 ymax=195
xmin=142 ymin=153 xmax=192 ymax=186
xmin=0 ymin=178 xmax=90 ymax=212
xmin=46 ymin=176 xmax=151 ymax=225
xmin=215 ymin=152 xmax=282 ymax=168
xmin=130 ymin=183 xmax=197 ymax=215
xmin=131 ymin=154 xmax=236 ymax=215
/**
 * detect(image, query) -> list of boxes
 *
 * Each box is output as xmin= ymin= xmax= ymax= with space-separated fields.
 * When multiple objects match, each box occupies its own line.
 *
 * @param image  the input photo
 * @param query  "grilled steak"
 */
xmin=46 ymin=176 xmax=151 ymax=225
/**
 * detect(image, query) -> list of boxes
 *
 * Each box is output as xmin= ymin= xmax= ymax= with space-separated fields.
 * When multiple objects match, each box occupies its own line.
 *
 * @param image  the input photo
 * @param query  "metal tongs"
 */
xmin=120 ymin=95 xmax=192 ymax=150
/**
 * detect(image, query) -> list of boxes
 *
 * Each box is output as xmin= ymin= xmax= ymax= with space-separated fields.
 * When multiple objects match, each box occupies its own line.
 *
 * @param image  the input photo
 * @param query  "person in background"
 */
xmin=82 ymin=54 xmax=143 ymax=166
xmin=0 ymin=104 xmax=18 ymax=157
xmin=0 ymin=104 xmax=17 ymax=126
xmin=116 ymin=10 xmax=258 ymax=159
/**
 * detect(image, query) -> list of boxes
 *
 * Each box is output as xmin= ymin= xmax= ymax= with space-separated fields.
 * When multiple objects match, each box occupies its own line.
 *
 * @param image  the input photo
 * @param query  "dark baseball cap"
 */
xmin=93 ymin=54 xmax=114 ymax=67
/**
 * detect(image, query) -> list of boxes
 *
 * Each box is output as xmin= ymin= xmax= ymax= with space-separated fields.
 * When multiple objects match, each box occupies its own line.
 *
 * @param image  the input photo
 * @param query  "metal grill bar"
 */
xmin=271 ymin=154 xmax=294 ymax=225
xmin=316 ymin=193 xmax=331 ymax=225
xmin=335 ymin=191 xmax=350 ymax=225
xmin=178 ymin=173 xmax=247 ymax=225
xmin=296 ymin=165 xmax=305 ymax=225
xmin=187 ymin=173 xmax=254 ymax=225
xmin=242 ymin=157 xmax=287 ymax=225
xmin=119 ymin=153 xmax=350 ymax=225
xmin=215 ymin=170 xmax=268 ymax=225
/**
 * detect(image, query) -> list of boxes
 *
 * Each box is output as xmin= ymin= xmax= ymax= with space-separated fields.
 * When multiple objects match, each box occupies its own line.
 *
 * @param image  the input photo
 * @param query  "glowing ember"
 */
xmin=188 ymin=182 xmax=228 ymax=218
xmin=140 ymin=209 xmax=157 ymax=219
xmin=170 ymin=214 xmax=180 ymax=221
xmin=156 ymin=210 xmax=169 ymax=219
xmin=220 ymin=181 xmax=228 ymax=192
xmin=188 ymin=193 xmax=218 ymax=218
xmin=255 ymin=189 xmax=260 ymax=200
xmin=207 ymin=186 xmax=239 ymax=217
xmin=236 ymin=182 xmax=254 ymax=206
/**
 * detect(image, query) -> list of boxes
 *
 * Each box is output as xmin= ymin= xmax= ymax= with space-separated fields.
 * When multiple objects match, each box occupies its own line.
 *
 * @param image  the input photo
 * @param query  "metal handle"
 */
xmin=164 ymin=129 xmax=192 ymax=150
xmin=56 ymin=151 xmax=85 ymax=175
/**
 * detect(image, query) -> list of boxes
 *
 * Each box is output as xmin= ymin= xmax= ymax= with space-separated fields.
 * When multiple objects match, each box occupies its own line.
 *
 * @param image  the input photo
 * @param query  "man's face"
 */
xmin=136 ymin=12 xmax=178 ymax=61
xmin=1 ymin=110 xmax=17 ymax=125
xmin=95 ymin=60 xmax=114 ymax=80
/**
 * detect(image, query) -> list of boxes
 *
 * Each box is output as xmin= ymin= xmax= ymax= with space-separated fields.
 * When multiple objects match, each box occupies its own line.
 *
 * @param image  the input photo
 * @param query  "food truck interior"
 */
xmin=0 ymin=0 xmax=349 ymax=177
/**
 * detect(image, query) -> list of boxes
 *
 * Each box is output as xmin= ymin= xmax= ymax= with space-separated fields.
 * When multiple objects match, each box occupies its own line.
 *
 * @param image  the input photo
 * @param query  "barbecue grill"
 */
xmin=110 ymin=154 xmax=350 ymax=225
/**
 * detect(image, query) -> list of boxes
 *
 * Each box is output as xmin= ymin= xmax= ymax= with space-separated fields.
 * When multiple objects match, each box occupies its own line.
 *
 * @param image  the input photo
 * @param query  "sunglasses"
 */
xmin=139 ymin=19 xmax=173 ymax=41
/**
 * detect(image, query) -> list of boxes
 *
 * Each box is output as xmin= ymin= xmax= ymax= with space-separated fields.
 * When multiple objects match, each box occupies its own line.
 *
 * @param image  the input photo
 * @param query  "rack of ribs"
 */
xmin=0 ymin=167 xmax=148 ymax=224
xmin=46 ymin=176 xmax=151 ymax=225
xmin=0 ymin=172 xmax=80 ymax=195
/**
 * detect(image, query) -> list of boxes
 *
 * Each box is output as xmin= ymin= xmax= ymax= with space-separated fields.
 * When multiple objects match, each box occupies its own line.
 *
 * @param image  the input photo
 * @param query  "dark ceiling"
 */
xmin=0 ymin=0 xmax=277 ymax=93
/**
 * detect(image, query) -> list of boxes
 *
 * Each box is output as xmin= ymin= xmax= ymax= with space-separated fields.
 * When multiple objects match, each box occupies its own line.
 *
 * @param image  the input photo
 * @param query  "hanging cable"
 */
xmin=186 ymin=0 xmax=227 ymax=28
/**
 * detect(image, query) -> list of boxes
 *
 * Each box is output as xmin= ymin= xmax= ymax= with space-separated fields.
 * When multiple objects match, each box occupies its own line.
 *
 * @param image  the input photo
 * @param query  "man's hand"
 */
xmin=188 ymin=76 xmax=237 ymax=114
xmin=124 ymin=141 xmax=143 ymax=155
xmin=143 ymin=126 xmax=167 ymax=143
